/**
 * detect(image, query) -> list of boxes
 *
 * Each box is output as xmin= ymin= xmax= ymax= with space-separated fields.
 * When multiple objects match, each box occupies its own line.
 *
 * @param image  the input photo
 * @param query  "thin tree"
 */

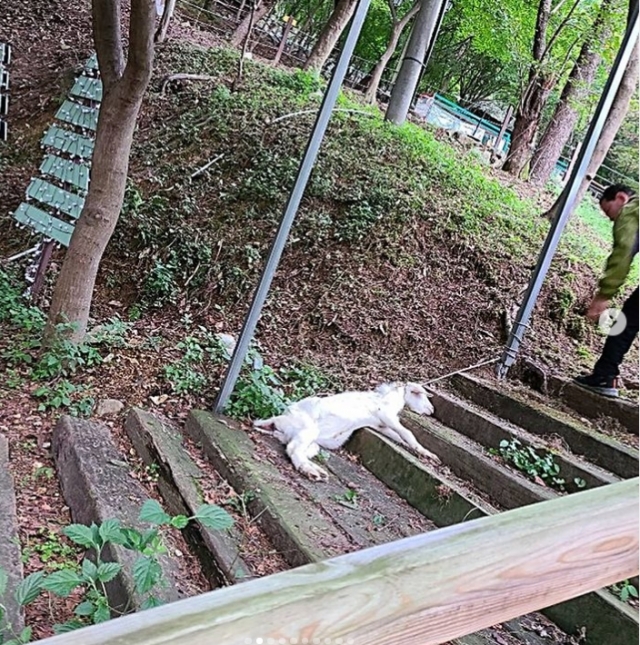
xmin=385 ymin=0 xmax=445 ymax=125
xmin=45 ymin=0 xmax=156 ymax=343
xmin=303 ymin=0 xmax=358 ymax=72
xmin=529 ymin=0 xmax=613 ymax=186
xmin=364 ymin=0 xmax=420 ymax=104
xmin=543 ymin=0 xmax=638 ymax=218
xmin=155 ymin=0 xmax=176 ymax=43
xmin=230 ymin=0 xmax=274 ymax=48
xmin=543 ymin=42 xmax=639 ymax=218
xmin=502 ymin=0 xmax=582 ymax=176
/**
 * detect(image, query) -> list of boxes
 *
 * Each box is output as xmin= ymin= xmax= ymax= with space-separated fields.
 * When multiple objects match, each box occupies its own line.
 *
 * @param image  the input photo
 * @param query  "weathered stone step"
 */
xmin=124 ymin=408 xmax=253 ymax=586
xmin=344 ymin=427 xmax=638 ymax=645
xmin=450 ymin=373 xmax=638 ymax=479
xmin=185 ymin=410 xmax=354 ymax=567
xmin=347 ymin=427 xmax=495 ymax=525
xmin=520 ymin=361 xmax=638 ymax=435
xmin=0 ymin=434 xmax=24 ymax=640
xmin=403 ymin=411 xmax=557 ymax=509
xmin=256 ymin=433 xmax=437 ymax=550
xmin=185 ymin=413 xmax=557 ymax=645
xmin=52 ymin=416 xmax=186 ymax=614
xmin=428 ymin=388 xmax=620 ymax=491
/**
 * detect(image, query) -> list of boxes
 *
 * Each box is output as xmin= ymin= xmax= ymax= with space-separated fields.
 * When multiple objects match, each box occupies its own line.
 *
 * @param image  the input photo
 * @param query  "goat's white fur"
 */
xmin=253 ymin=382 xmax=439 ymax=481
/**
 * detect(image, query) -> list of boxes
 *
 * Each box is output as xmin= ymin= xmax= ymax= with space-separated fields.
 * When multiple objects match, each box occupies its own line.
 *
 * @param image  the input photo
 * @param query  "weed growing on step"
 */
xmin=334 ymin=489 xmax=359 ymax=509
xmin=0 ymin=268 xmax=132 ymax=418
xmin=490 ymin=438 xmax=587 ymax=492
xmin=20 ymin=529 xmax=78 ymax=572
xmin=0 ymin=499 xmax=233 ymax=639
xmin=611 ymin=580 xmax=639 ymax=604
xmin=224 ymin=491 xmax=256 ymax=517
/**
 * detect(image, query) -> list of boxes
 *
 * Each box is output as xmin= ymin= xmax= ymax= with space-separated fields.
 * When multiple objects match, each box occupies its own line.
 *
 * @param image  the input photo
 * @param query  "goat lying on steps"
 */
xmin=252 ymin=382 xmax=440 ymax=481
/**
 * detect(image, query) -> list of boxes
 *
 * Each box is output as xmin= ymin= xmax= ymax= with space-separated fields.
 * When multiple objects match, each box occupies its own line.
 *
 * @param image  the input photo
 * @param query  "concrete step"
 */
xmin=51 ymin=415 xmax=188 ymax=613
xmin=0 ymin=434 xmax=24 ymax=640
xmin=428 ymin=387 xmax=620 ymax=491
xmin=124 ymin=408 xmax=254 ymax=586
xmin=450 ymin=373 xmax=638 ymax=479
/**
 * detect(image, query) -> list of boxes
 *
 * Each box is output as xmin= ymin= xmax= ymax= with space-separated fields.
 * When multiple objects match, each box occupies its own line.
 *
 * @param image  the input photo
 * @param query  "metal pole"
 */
xmin=213 ymin=0 xmax=373 ymax=413
xmin=497 ymin=8 xmax=639 ymax=380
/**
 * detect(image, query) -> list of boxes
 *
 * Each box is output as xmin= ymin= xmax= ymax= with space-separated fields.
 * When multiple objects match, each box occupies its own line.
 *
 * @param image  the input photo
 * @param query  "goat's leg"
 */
xmin=376 ymin=415 xmax=439 ymax=462
xmin=286 ymin=429 xmax=328 ymax=481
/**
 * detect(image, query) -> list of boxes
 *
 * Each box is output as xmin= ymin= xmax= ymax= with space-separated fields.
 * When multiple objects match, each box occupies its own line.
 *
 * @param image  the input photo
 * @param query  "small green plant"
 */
xmin=224 ymin=491 xmax=256 ymax=517
xmin=333 ymin=489 xmax=358 ymax=509
xmin=225 ymin=366 xmax=289 ymax=420
xmin=612 ymin=580 xmax=639 ymax=603
xmin=0 ymin=500 xmax=233 ymax=638
xmin=372 ymin=513 xmax=387 ymax=527
xmin=32 ymin=381 xmax=94 ymax=417
xmin=27 ymin=529 xmax=78 ymax=572
xmin=490 ymin=439 xmax=586 ymax=492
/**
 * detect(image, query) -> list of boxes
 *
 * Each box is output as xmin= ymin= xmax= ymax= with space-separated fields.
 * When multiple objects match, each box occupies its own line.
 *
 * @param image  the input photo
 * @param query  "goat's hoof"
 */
xmin=301 ymin=464 xmax=328 ymax=481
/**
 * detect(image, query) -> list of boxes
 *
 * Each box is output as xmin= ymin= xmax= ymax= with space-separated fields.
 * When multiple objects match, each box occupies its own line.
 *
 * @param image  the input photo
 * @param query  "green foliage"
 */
xmin=0 ymin=500 xmax=233 ymax=639
xmin=490 ymin=438 xmax=587 ymax=492
xmin=612 ymin=580 xmax=639 ymax=604
xmin=0 ymin=269 xmax=133 ymax=418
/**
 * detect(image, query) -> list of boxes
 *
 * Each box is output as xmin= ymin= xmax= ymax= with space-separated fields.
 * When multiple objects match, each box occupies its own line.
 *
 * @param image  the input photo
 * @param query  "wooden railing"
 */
xmin=35 ymin=478 xmax=639 ymax=645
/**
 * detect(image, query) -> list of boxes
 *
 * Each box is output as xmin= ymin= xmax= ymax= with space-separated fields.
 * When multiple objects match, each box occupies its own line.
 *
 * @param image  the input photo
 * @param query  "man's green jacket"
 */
xmin=598 ymin=195 xmax=639 ymax=299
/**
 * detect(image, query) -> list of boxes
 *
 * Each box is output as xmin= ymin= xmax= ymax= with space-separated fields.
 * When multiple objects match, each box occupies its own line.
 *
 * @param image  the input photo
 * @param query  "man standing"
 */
xmin=574 ymin=184 xmax=639 ymax=397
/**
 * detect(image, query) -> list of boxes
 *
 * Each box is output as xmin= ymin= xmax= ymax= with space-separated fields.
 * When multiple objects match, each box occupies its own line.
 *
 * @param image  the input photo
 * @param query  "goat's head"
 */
xmin=403 ymin=382 xmax=434 ymax=415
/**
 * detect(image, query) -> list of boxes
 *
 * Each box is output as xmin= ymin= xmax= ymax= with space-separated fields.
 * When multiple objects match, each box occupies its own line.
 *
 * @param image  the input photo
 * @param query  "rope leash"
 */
xmin=422 ymin=356 xmax=501 ymax=387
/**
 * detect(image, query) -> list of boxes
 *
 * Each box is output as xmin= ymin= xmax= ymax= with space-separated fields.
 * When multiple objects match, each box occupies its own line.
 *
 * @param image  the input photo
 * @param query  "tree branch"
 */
xmin=123 ymin=0 xmax=157 ymax=88
xmin=541 ymin=0 xmax=582 ymax=62
xmin=92 ymin=0 xmax=125 ymax=90
xmin=387 ymin=0 xmax=398 ymax=23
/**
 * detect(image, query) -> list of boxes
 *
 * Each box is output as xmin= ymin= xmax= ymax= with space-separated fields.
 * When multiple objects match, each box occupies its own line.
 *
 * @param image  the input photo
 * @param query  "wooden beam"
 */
xmin=33 ymin=479 xmax=639 ymax=645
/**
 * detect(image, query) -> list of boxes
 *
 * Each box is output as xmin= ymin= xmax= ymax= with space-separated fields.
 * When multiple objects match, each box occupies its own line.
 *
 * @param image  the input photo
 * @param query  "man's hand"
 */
xmin=586 ymin=294 xmax=610 ymax=322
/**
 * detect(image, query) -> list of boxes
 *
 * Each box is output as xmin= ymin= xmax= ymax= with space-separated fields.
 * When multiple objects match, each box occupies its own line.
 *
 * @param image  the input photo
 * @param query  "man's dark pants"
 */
xmin=593 ymin=287 xmax=639 ymax=378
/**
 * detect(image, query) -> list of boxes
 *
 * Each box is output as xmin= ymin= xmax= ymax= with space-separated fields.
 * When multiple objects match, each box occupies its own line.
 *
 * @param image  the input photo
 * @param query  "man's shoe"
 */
xmin=573 ymin=373 xmax=620 ymax=398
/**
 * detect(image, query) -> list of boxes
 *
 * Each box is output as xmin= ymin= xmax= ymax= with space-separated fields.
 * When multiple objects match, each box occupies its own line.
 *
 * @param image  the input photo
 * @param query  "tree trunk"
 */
xmin=230 ymin=0 xmax=271 ymax=48
xmin=364 ymin=2 xmax=420 ymax=104
xmin=543 ymin=42 xmax=639 ymax=219
xmin=155 ymin=0 xmax=176 ymax=43
xmin=529 ymin=2 xmax=612 ymax=186
xmin=385 ymin=0 xmax=445 ymax=125
xmin=45 ymin=0 xmax=156 ymax=343
xmin=502 ymin=0 xmax=552 ymax=176
xmin=303 ymin=0 xmax=358 ymax=72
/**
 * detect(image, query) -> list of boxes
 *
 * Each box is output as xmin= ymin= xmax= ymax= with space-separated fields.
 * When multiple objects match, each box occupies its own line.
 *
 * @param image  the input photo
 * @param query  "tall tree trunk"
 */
xmin=529 ymin=2 xmax=612 ymax=186
xmin=45 ymin=0 xmax=156 ymax=343
xmin=230 ymin=0 xmax=272 ymax=48
xmin=502 ymin=0 xmax=552 ymax=176
xmin=543 ymin=43 xmax=639 ymax=219
xmin=385 ymin=0 xmax=445 ymax=125
xmin=155 ymin=0 xmax=176 ymax=43
xmin=303 ymin=0 xmax=358 ymax=72
xmin=364 ymin=2 xmax=420 ymax=104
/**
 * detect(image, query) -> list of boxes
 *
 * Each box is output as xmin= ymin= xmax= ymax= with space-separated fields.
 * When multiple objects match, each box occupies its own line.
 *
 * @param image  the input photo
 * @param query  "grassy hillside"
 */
xmin=1 ymin=39 xmax=637 ymax=419
xmin=92 ymin=43 xmax=635 ymax=386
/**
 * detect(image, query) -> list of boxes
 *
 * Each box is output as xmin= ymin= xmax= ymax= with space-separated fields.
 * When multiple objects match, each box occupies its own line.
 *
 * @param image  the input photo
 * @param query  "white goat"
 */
xmin=252 ymin=382 xmax=440 ymax=481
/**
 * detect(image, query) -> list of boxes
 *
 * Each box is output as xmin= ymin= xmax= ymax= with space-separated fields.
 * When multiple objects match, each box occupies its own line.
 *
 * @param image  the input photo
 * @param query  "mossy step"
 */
xmin=451 ymin=373 xmax=638 ymax=479
xmin=124 ymin=408 xmax=253 ymax=586
xmin=428 ymin=387 xmax=620 ymax=490
xmin=51 ymin=415 xmax=184 ymax=613
xmin=0 ymin=434 xmax=24 ymax=640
